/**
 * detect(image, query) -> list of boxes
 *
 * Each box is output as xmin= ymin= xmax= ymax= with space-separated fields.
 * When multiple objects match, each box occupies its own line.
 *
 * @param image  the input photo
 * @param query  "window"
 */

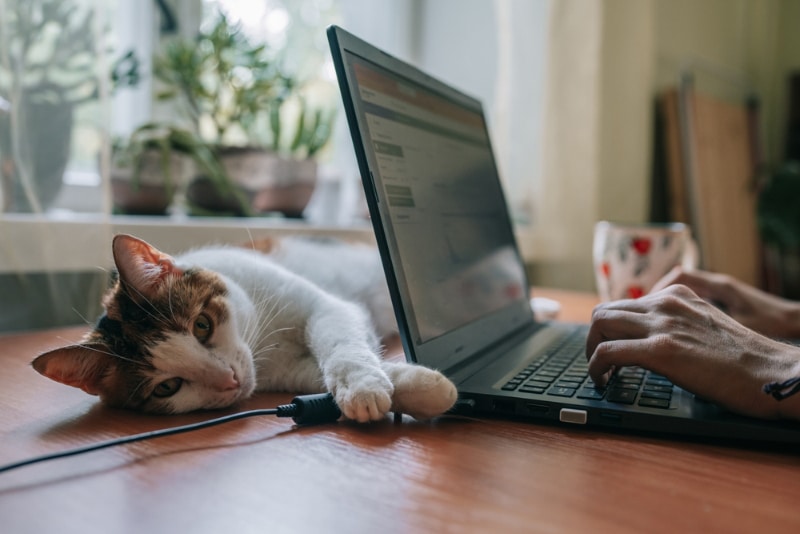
xmin=0 ymin=0 xmax=550 ymax=331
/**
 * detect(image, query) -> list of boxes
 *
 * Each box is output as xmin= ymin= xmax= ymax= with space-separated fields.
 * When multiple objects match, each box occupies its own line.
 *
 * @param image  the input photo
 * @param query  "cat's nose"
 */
xmin=220 ymin=378 xmax=239 ymax=391
xmin=215 ymin=370 xmax=240 ymax=392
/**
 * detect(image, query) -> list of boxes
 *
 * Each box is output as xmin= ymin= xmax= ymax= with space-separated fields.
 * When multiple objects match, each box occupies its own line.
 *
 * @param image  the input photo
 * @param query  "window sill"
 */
xmin=0 ymin=213 xmax=375 ymax=274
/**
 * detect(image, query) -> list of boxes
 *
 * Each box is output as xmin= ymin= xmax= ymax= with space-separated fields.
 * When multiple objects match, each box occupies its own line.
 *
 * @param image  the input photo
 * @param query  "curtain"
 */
xmin=510 ymin=0 xmax=654 ymax=290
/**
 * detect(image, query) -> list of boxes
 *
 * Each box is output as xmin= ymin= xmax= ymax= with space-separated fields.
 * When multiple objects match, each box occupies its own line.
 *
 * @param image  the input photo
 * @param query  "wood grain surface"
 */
xmin=1 ymin=289 xmax=798 ymax=534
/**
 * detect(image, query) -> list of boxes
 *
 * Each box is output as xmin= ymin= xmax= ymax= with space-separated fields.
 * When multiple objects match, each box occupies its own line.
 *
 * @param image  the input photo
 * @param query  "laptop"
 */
xmin=327 ymin=25 xmax=800 ymax=444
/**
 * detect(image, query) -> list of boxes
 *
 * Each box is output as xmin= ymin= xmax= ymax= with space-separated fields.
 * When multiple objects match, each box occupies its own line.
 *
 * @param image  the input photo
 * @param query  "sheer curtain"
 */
xmin=492 ymin=0 xmax=550 ymax=227
xmin=522 ymin=0 xmax=654 ymax=290
xmin=305 ymin=0 xmax=417 ymax=226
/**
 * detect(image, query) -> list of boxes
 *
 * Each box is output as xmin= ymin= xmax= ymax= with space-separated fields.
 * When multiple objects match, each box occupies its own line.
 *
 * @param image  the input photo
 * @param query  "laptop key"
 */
xmin=638 ymin=397 xmax=671 ymax=409
xmin=640 ymin=390 xmax=671 ymax=400
xmin=563 ymin=372 xmax=588 ymax=380
xmin=529 ymin=375 xmax=556 ymax=384
xmin=547 ymin=386 xmax=577 ymax=397
xmin=618 ymin=377 xmax=643 ymax=385
xmin=577 ymin=388 xmax=605 ymax=400
xmin=646 ymin=378 xmax=673 ymax=388
xmin=606 ymin=388 xmax=637 ymax=404
xmin=643 ymin=384 xmax=673 ymax=393
xmin=536 ymin=370 xmax=560 ymax=378
xmin=520 ymin=385 xmax=546 ymax=394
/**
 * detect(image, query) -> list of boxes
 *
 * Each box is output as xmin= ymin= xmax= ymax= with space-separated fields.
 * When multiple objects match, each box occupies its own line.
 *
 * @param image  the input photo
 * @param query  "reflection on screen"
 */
xmin=348 ymin=55 xmax=527 ymax=343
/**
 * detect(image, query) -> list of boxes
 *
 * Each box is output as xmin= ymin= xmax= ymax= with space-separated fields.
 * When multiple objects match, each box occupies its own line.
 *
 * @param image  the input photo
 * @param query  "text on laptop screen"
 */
xmin=346 ymin=55 xmax=527 ymax=343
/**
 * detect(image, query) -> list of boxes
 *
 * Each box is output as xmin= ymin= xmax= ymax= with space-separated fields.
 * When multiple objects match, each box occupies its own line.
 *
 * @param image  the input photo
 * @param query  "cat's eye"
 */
xmin=193 ymin=313 xmax=213 ymax=343
xmin=152 ymin=377 xmax=183 ymax=398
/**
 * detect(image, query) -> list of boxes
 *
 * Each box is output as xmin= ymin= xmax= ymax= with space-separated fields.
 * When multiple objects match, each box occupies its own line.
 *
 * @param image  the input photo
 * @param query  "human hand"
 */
xmin=650 ymin=267 xmax=800 ymax=339
xmin=586 ymin=284 xmax=800 ymax=420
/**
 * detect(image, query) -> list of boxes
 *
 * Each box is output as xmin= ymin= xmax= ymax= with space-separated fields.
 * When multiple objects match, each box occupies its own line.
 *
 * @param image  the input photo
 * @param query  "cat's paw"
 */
xmin=383 ymin=362 xmax=458 ymax=420
xmin=329 ymin=366 xmax=394 ymax=423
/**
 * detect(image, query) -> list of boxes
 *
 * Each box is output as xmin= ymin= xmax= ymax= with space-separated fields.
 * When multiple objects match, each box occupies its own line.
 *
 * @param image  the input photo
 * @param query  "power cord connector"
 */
xmin=0 ymin=393 xmax=341 ymax=474
xmin=277 ymin=392 xmax=342 ymax=425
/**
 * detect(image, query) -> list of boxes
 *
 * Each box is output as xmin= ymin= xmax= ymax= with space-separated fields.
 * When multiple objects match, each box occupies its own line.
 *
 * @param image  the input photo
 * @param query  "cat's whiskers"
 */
xmin=242 ymin=292 xmax=287 ymax=350
xmin=250 ymin=307 xmax=293 ymax=353
xmin=244 ymin=227 xmax=256 ymax=250
xmin=77 ymin=342 xmax=147 ymax=366
xmin=167 ymin=282 xmax=177 ymax=325
xmin=241 ymin=293 xmax=294 ymax=365
xmin=250 ymin=341 xmax=282 ymax=360
xmin=241 ymin=300 xmax=272 ymax=349
xmin=126 ymin=283 xmax=174 ymax=329
xmin=259 ymin=325 xmax=295 ymax=341
xmin=237 ymin=291 xmax=270 ymax=346
xmin=249 ymin=326 xmax=295 ymax=369
xmin=123 ymin=377 xmax=152 ymax=408
xmin=70 ymin=308 xmax=94 ymax=327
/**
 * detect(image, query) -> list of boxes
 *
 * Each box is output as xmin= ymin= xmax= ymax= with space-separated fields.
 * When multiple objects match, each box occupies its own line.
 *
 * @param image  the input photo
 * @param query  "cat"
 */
xmin=32 ymin=234 xmax=457 ymax=422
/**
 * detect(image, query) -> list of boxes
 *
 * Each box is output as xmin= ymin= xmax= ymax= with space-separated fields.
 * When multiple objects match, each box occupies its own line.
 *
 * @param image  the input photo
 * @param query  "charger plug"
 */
xmin=277 ymin=392 xmax=342 ymax=425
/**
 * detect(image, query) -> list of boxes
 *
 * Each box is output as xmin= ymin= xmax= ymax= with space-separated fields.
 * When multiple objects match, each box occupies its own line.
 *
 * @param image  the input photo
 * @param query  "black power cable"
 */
xmin=0 ymin=392 xmax=341 ymax=474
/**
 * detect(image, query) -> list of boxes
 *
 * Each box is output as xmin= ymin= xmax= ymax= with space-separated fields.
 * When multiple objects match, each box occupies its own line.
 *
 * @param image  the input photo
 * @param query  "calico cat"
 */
xmin=32 ymin=234 xmax=457 ymax=422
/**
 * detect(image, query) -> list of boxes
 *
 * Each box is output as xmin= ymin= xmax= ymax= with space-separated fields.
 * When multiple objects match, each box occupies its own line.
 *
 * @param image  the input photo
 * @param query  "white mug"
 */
xmin=593 ymin=221 xmax=698 ymax=301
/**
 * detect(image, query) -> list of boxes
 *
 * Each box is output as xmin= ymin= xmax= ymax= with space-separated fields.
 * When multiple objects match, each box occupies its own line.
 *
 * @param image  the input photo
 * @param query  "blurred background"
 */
xmin=1 ymin=0 xmax=799 ymax=331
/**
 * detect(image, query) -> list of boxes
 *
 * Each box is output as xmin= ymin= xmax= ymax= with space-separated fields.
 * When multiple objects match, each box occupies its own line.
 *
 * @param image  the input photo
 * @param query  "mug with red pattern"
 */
xmin=593 ymin=221 xmax=698 ymax=302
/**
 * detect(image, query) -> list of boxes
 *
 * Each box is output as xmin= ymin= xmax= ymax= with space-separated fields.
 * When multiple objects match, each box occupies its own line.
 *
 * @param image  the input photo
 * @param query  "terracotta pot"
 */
xmin=186 ymin=147 xmax=318 ymax=218
xmin=110 ymin=148 xmax=191 ymax=215
xmin=111 ymin=179 xmax=173 ymax=215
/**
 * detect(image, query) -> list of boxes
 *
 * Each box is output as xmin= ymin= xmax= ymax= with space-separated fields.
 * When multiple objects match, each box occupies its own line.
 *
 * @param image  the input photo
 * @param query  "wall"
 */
xmin=531 ymin=0 xmax=655 ymax=292
xmin=597 ymin=0 xmax=656 ymax=232
xmin=774 ymin=0 xmax=800 ymax=162
xmin=653 ymin=0 xmax=782 ymax=162
xmin=652 ymin=0 xmax=800 ymax=169
xmin=534 ymin=0 xmax=800 ymax=292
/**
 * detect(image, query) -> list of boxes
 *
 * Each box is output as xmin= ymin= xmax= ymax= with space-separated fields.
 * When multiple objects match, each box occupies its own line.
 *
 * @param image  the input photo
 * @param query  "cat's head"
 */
xmin=32 ymin=234 xmax=256 ymax=414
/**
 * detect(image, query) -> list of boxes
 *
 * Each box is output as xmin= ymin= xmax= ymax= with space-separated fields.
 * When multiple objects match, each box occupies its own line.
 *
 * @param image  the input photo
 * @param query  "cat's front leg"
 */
xmin=306 ymin=298 xmax=394 ymax=422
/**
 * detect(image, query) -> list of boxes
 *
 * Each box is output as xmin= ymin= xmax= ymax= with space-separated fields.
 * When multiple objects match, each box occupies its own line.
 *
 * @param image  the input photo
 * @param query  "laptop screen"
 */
xmin=329 ymin=26 xmax=534 ymax=370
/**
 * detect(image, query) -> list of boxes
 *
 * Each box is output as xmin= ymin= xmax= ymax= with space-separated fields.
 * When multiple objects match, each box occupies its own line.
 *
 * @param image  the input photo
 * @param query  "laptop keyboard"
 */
xmin=500 ymin=329 xmax=675 ymax=409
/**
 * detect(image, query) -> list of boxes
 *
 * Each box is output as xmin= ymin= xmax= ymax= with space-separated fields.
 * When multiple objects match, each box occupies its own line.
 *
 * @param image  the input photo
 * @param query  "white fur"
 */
xmin=161 ymin=239 xmax=455 ymax=422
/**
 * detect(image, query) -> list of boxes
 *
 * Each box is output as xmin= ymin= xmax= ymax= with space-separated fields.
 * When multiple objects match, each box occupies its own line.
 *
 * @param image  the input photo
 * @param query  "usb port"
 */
xmin=526 ymin=403 xmax=550 ymax=415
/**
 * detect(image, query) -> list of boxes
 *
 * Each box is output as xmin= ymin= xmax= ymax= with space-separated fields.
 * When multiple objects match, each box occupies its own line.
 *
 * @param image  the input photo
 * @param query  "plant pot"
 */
xmin=186 ymin=147 xmax=318 ymax=218
xmin=111 ymin=148 xmax=192 ymax=215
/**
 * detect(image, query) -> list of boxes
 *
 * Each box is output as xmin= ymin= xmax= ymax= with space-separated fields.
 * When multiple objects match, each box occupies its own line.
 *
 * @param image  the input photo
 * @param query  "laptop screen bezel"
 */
xmin=327 ymin=25 xmax=536 ymax=373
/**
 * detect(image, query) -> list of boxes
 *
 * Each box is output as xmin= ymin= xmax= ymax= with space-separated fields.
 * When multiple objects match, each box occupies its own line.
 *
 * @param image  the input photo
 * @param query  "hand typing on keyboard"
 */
xmin=585 ymin=269 xmax=800 ymax=422
xmin=500 ymin=331 xmax=676 ymax=409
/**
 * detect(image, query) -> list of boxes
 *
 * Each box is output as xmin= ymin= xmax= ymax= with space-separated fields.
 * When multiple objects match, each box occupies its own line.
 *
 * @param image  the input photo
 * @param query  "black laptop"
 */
xmin=327 ymin=25 xmax=800 ymax=444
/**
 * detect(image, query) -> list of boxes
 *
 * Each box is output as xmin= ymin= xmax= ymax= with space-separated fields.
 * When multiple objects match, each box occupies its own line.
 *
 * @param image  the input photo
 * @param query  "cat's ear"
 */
xmin=112 ymin=234 xmax=183 ymax=298
xmin=32 ymin=344 xmax=116 ymax=396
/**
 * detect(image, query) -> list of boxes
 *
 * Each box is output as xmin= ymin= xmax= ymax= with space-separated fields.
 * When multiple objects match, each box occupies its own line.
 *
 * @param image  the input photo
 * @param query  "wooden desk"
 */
xmin=1 ymin=288 xmax=798 ymax=534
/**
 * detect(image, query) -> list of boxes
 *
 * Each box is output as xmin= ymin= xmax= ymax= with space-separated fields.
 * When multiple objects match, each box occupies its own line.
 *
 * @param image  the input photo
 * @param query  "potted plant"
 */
xmin=0 ymin=0 xmax=100 ymax=213
xmin=110 ymin=123 xmax=238 ymax=215
xmin=152 ymin=13 xmax=335 ymax=217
